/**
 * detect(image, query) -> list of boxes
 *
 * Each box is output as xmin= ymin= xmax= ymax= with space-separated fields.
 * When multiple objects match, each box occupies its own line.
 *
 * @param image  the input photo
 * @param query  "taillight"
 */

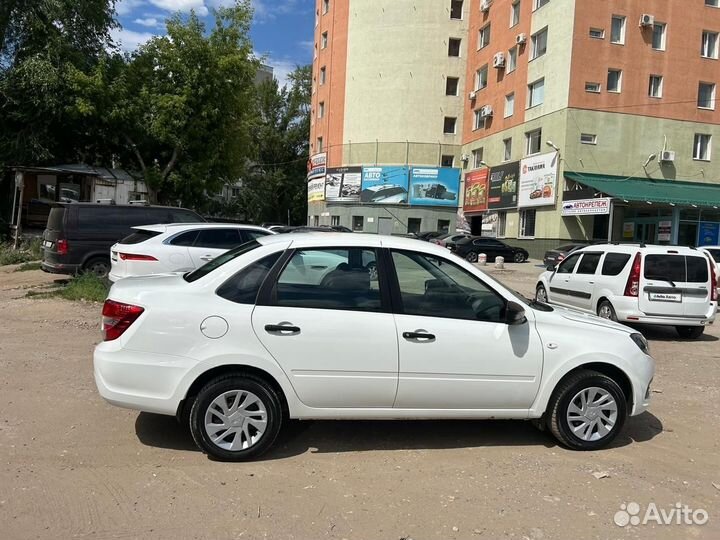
xmin=624 ymin=252 xmax=642 ymax=297
xmin=557 ymin=254 xmax=565 ymax=262
xmin=102 ymin=300 xmax=144 ymax=341
xmin=57 ymin=239 xmax=68 ymax=256
xmin=710 ymin=261 xmax=718 ymax=302
xmin=118 ymin=253 xmax=158 ymax=261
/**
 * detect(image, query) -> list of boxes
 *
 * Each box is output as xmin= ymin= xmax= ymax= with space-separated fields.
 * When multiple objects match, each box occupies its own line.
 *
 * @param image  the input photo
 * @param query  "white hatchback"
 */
xmin=536 ymin=244 xmax=718 ymax=339
xmin=108 ymin=223 xmax=274 ymax=281
xmin=95 ymin=234 xmax=655 ymax=461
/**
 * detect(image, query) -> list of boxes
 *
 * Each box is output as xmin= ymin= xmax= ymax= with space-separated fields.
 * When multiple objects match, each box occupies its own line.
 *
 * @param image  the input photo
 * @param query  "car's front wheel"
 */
xmin=189 ymin=374 xmax=283 ymax=461
xmin=465 ymin=251 xmax=479 ymax=263
xmin=546 ymin=369 xmax=627 ymax=450
xmin=676 ymin=325 xmax=704 ymax=339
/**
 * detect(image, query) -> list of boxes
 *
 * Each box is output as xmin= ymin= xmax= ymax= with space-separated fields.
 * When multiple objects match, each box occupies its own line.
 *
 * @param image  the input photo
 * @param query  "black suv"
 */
xmin=451 ymin=236 xmax=529 ymax=263
xmin=41 ymin=203 xmax=204 ymax=278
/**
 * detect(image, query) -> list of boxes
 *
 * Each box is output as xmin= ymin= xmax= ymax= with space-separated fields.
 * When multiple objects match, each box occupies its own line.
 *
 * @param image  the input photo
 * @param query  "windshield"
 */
xmin=184 ymin=240 xmax=261 ymax=283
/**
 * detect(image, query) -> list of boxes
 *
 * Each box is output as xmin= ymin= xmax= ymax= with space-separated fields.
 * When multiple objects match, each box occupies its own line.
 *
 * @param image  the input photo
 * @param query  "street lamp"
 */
xmin=546 ymin=141 xmax=560 ymax=152
xmin=643 ymin=154 xmax=657 ymax=168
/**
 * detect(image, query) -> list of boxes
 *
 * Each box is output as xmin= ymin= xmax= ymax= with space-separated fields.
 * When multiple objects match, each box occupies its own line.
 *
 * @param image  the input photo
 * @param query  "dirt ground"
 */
xmin=0 ymin=261 xmax=718 ymax=540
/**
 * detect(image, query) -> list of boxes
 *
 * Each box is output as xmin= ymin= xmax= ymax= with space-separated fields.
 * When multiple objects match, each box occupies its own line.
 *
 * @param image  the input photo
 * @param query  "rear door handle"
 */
xmin=200 ymin=255 xmax=214 ymax=261
xmin=402 ymin=331 xmax=436 ymax=341
xmin=265 ymin=324 xmax=301 ymax=335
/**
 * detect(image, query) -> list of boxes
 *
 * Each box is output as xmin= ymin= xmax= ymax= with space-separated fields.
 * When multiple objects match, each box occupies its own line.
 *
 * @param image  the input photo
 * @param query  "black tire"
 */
xmin=535 ymin=284 xmax=548 ymax=303
xmin=82 ymin=257 xmax=110 ymax=279
xmin=189 ymin=374 xmax=283 ymax=461
xmin=676 ymin=326 xmax=704 ymax=339
xmin=546 ymin=369 xmax=627 ymax=450
xmin=513 ymin=252 xmax=526 ymax=263
xmin=466 ymin=251 xmax=479 ymax=263
xmin=597 ymin=300 xmax=618 ymax=322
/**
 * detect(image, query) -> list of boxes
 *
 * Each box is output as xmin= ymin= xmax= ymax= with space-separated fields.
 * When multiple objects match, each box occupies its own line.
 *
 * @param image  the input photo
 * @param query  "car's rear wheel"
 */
xmin=597 ymin=300 xmax=618 ymax=322
xmin=465 ymin=251 xmax=479 ymax=263
xmin=676 ymin=326 xmax=704 ymax=339
xmin=513 ymin=252 xmax=526 ymax=263
xmin=82 ymin=257 xmax=110 ymax=279
xmin=535 ymin=284 xmax=548 ymax=303
xmin=189 ymin=375 xmax=283 ymax=461
xmin=546 ymin=369 xmax=627 ymax=450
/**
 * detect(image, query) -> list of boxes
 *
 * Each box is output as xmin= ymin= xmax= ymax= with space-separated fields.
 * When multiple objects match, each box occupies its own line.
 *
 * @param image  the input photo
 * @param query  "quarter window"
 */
xmin=170 ymin=230 xmax=199 ymax=246
xmin=217 ymin=253 xmax=282 ymax=304
xmin=602 ymin=253 xmax=631 ymax=276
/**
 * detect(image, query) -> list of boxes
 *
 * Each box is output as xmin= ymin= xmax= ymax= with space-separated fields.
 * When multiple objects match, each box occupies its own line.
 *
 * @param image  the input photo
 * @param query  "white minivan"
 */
xmin=536 ymin=244 xmax=718 ymax=339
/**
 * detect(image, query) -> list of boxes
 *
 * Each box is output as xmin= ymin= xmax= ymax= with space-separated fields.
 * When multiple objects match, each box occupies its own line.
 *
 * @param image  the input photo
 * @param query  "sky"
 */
xmin=112 ymin=0 xmax=315 ymax=87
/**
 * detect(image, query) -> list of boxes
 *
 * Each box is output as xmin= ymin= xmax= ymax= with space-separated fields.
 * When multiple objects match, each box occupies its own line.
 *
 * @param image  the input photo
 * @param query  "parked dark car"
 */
xmin=41 ymin=203 xmax=204 ymax=278
xmin=430 ymin=232 xmax=471 ymax=248
xmin=451 ymin=236 xmax=529 ymax=263
xmin=542 ymin=243 xmax=588 ymax=269
xmin=413 ymin=231 xmax=446 ymax=242
xmin=273 ymin=225 xmax=352 ymax=234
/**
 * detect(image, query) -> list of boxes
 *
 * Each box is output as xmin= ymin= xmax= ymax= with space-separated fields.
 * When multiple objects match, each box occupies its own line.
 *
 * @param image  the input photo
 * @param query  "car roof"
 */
xmin=575 ymin=243 xmax=704 ymax=255
xmin=257 ymin=232 xmax=454 ymax=255
xmin=132 ymin=223 xmax=273 ymax=234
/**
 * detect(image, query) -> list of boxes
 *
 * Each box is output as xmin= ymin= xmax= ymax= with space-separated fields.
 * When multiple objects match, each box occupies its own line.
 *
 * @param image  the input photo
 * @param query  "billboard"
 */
xmin=307 ymin=176 xmax=325 ymax=202
xmin=307 ymin=152 xmax=327 ymax=179
xmin=518 ymin=151 xmax=559 ymax=208
xmin=360 ymin=166 xmax=409 ymax=204
xmin=408 ymin=167 xmax=460 ymax=207
xmin=488 ymin=161 xmax=519 ymax=210
xmin=561 ymin=198 xmax=611 ymax=216
xmin=463 ymin=168 xmax=489 ymax=213
xmin=699 ymin=222 xmax=720 ymax=246
xmin=325 ymin=167 xmax=362 ymax=202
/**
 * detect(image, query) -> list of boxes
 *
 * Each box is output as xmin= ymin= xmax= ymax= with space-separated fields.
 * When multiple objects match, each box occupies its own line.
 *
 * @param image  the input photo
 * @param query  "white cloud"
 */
xmin=116 ymin=0 xmax=145 ymax=16
xmin=111 ymin=27 xmax=157 ymax=51
xmin=298 ymin=40 xmax=314 ymax=55
xmin=251 ymin=0 xmax=302 ymax=21
xmin=265 ymin=57 xmax=298 ymax=89
xmin=148 ymin=0 xmax=209 ymax=16
xmin=134 ymin=17 xmax=161 ymax=27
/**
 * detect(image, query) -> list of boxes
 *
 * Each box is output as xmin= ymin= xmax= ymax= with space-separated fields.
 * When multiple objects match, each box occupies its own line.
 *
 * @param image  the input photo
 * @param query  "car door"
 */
xmin=472 ymin=239 xmax=497 ymax=260
xmin=251 ymin=247 xmax=399 ymax=408
xmin=188 ymin=228 xmax=243 ymax=267
xmin=545 ymin=252 xmax=582 ymax=308
xmin=562 ymin=252 xmax=602 ymax=311
xmin=389 ymin=250 xmax=543 ymax=410
xmin=156 ymin=229 xmax=197 ymax=272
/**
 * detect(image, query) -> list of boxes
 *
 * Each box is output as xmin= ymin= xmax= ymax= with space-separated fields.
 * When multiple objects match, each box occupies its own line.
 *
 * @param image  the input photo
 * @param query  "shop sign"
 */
xmin=307 ymin=153 xmax=327 ymax=179
xmin=307 ymin=176 xmax=326 ymax=202
xmin=518 ymin=151 xmax=558 ymax=208
xmin=561 ymin=198 xmax=611 ymax=216
xmin=658 ymin=220 xmax=673 ymax=242
xmin=623 ymin=222 xmax=634 ymax=239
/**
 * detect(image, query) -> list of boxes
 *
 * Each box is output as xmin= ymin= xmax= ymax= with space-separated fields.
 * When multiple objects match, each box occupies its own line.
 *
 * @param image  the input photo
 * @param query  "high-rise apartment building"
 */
xmin=309 ymin=0 xmax=720 ymax=254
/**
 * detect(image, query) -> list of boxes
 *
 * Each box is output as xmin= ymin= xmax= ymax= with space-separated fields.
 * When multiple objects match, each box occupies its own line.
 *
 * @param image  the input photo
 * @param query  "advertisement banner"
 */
xmin=698 ymin=222 xmax=720 ymax=246
xmin=307 ymin=176 xmax=326 ymax=202
xmin=488 ymin=161 xmax=519 ymax=210
xmin=623 ymin=222 xmax=634 ymax=239
xmin=561 ymin=197 xmax=611 ymax=216
xmin=307 ymin=152 xmax=327 ymax=179
xmin=482 ymin=211 xmax=498 ymax=237
xmin=463 ymin=169 xmax=489 ymax=213
xmin=360 ymin=166 xmax=409 ymax=204
xmin=408 ymin=167 xmax=460 ymax=207
xmin=325 ymin=167 xmax=362 ymax=202
xmin=518 ymin=151 xmax=559 ymax=208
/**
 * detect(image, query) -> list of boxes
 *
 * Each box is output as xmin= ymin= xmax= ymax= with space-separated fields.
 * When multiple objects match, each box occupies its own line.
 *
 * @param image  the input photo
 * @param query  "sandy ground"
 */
xmin=0 ymin=261 xmax=718 ymax=540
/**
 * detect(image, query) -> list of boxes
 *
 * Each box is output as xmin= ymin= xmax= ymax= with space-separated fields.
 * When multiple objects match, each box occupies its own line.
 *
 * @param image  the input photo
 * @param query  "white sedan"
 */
xmin=94 ymin=233 xmax=655 ymax=461
xmin=108 ymin=223 xmax=274 ymax=281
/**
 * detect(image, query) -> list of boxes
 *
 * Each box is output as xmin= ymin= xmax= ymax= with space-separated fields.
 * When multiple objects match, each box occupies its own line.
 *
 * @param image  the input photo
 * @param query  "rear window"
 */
xmin=120 ymin=229 xmax=162 ymax=245
xmin=184 ymin=241 xmax=262 ymax=283
xmin=601 ymin=253 xmax=631 ymax=276
xmin=644 ymin=255 xmax=709 ymax=283
xmin=46 ymin=208 xmax=65 ymax=231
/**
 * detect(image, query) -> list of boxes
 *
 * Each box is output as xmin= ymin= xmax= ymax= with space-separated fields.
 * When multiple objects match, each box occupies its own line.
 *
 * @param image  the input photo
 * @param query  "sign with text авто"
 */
xmin=561 ymin=198 xmax=611 ymax=216
xmin=360 ymin=166 xmax=409 ymax=204
xmin=463 ymin=168 xmax=489 ymax=213
xmin=408 ymin=167 xmax=460 ymax=207
xmin=307 ymin=152 xmax=327 ymax=180
xmin=518 ymin=151 xmax=558 ymax=208
xmin=488 ymin=161 xmax=519 ymax=210
xmin=325 ymin=167 xmax=362 ymax=202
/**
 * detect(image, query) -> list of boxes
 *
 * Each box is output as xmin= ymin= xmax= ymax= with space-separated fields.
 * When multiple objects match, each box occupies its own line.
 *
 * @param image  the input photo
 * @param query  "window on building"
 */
xmin=707 ymin=0 xmax=720 ymax=6
xmin=478 ymin=24 xmax=491 ymax=49
xmin=528 ymin=78 xmax=545 ymax=107
xmin=503 ymin=138 xmax=512 ymax=161
xmin=448 ymin=37 xmax=462 ymax=56
xmin=526 ymin=129 xmax=542 ymax=155
xmin=652 ymin=22 xmax=666 ymax=50
xmin=649 ymin=75 xmax=663 ymax=98
xmin=330 ymin=215 xmax=340 ymax=226
xmin=519 ymin=209 xmax=536 ymax=238
xmin=407 ymin=218 xmax=422 ymax=234
xmin=473 ymin=109 xmax=483 ymax=130
xmin=701 ymin=31 xmax=719 ymax=58
xmin=352 ymin=216 xmax=364 ymax=231
xmin=497 ymin=211 xmax=507 ymax=237
xmin=446 ymin=77 xmax=460 ymax=96
xmin=319 ymin=66 xmax=326 ymax=84
xmin=693 ymin=134 xmax=712 ymax=160
xmin=472 ymin=148 xmax=484 ymax=169
xmin=610 ymin=15 xmax=626 ymax=44
xmin=318 ymin=101 xmax=325 ymax=118
xmin=443 ymin=117 xmax=457 ymax=134
xmin=450 ymin=0 xmax=463 ymax=19
xmin=317 ymin=136 xmax=324 ymax=152
xmin=441 ymin=155 xmax=455 ymax=167
xmin=476 ymin=65 xmax=488 ymax=90
xmin=580 ymin=133 xmax=597 ymax=145
xmin=322 ymin=0 xmax=329 ymax=14
xmin=507 ymin=46 xmax=518 ymax=72
xmin=531 ymin=27 xmax=548 ymax=59
xmin=505 ymin=93 xmax=515 ymax=117
xmin=534 ymin=0 xmax=549 ymax=10
xmin=510 ymin=1 xmax=521 ymax=27
xmin=321 ymin=32 xmax=328 ymax=49
xmin=607 ymin=69 xmax=622 ymax=92
xmin=438 ymin=219 xmax=451 ymax=233
xmin=698 ymin=82 xmax=716 ymax=109
xmin=585 ymin=82 xmax=601 ymax=93
xmin=589 ymin=28 xmax=605 ymax=39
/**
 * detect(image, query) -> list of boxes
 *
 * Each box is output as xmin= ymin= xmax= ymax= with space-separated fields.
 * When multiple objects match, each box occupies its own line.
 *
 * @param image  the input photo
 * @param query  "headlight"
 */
xmin=630 ymin=333 xmax=650 ymax=355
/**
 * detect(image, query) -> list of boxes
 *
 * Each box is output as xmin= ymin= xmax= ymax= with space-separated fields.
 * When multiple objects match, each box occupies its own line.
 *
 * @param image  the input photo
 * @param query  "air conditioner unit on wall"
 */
xmin=660 ymin=150 xmax=676 ymax=163
xmin=492 ymin=52 xmax=505 ymax=68
xmin=480 ymin=0 xmax=493 ymax=13
xmin=480 ymin=105 xmax=494 ymax=118
xmin=461 ymin=154 xmax=470 ymax=162
xmin=516 ymin=33 xmax=527 ymax=45
xmin=639 ymin=14 xmax=655 ymax=27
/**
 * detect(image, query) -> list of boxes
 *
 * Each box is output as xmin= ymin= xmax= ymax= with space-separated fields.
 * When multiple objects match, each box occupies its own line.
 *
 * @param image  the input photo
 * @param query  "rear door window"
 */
xmin=576 ymin=253 xmax=602 ymax=275
xmin=601 ymin=253 xmax=631 ymax=276
xmin=195 ymin=229 xmax=242 ymax=249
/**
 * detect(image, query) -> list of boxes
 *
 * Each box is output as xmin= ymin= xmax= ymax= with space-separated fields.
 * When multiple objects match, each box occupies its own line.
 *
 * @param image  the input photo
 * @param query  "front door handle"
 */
xmin=265 ymin=324 xmax=301 ymax=335
xmin=402 ymin=331 xmax=436 ymax=341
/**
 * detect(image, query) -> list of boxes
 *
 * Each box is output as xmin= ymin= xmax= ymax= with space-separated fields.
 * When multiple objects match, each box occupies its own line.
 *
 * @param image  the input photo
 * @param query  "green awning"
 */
xmin=564 ymin=172 xmax=720 ymax=208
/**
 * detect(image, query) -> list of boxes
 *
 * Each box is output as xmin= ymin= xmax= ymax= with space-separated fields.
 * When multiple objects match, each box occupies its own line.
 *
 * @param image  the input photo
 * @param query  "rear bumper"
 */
xmin=612 ymin=297 xmax=717 ymax=326
xmin=41 ymin=260 xmax=80 ymax=275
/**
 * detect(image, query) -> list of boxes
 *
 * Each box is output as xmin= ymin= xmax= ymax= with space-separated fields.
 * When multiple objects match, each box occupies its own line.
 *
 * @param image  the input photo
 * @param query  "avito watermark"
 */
xmin=614 ymin=502 xmax=709 ymax=527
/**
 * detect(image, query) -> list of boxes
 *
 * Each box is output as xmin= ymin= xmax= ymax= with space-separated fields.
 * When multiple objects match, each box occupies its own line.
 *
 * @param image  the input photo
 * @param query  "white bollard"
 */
xmin=478 ymin=253 xmax=487 ymax=266
xmin=495 ymin=256 xmax=505 ymax=269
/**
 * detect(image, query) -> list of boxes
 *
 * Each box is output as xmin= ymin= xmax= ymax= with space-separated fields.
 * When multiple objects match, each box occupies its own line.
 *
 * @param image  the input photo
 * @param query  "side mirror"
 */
xmin=505 ymin=301 xmax=527 ymax=326
xmin=546 ymin=264 xmax=556 ymax=271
